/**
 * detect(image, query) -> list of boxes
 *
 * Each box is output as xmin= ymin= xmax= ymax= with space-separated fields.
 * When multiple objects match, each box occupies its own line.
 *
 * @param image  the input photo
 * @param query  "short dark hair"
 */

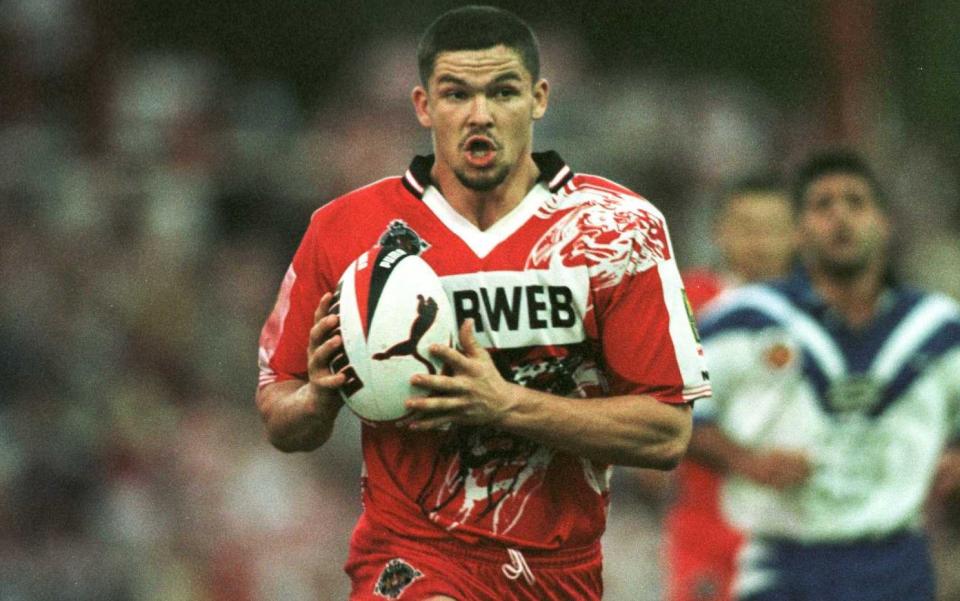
xmin=791 ymin=149 xmax=886 ymax=212
xmin=714 ymin=173 xmax=789 ymax=223
xmin=417 ymin=5 xmax=541 ymax=86
xmin=725 ymin=173 xmax=787 ymax=202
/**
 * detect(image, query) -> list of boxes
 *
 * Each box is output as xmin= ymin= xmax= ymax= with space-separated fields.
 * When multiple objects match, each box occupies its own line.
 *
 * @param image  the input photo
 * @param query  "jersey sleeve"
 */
xmin=596 ymin=210 xmax=711 ymax=404
xmin=693 ymin=328 xmax=754 ymax=424
xmin=693 ymin=291 xmax=796 ymax=432
xmin=257 ymin=213 xmax=336 ymax=389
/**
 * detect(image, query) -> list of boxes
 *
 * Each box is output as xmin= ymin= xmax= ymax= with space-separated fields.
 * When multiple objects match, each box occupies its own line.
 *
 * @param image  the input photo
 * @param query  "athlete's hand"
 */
xmin=307 ymin=292 xmax=347 ymax=399
xmin=734 ymin=449 xmax=811 ymax=490
xmin=402 ymin=319 xmax=516 ymax=430
xmin=930 ymin=447 xmax=960 ymax=502
xmin=255 ymin=292 xmax=345 ymax=452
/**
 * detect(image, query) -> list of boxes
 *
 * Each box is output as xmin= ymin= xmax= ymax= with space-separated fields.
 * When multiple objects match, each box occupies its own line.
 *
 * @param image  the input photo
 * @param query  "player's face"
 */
xmin=412 ymin=45 xmax=548 ymax=192
xmin=798 ymin=173 xmax=890 ymax=279
xmin=715 ymin=192 xmax=795 ymax=282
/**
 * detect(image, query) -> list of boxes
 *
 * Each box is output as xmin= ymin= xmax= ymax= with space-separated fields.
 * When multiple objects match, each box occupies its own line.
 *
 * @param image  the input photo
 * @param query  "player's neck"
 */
xmin=432 ymin=155 xmax=540 ymax=231
xmin=808 ymin=260 xmax=886 ymax=329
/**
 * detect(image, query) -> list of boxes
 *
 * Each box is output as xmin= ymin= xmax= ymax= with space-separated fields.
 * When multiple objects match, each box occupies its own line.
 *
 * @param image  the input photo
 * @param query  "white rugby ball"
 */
xmin=328 ymin=245 xmax=457 ymax=422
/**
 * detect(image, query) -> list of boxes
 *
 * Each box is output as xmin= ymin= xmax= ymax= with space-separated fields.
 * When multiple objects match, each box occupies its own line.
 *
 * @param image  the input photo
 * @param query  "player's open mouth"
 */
xmin=463 ymin=136 xmax=497 ymax=168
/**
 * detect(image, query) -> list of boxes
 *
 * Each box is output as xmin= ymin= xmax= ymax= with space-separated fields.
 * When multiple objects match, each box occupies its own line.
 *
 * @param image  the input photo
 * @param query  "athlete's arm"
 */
xmin=687 ymin=423 xmax=811 ymax=490
xmin=257 ymin=293 xmax=346 ymax=452
xmin=404 ymin=320 xmax=692 ymax=469
xmin=497 ymin=390 xmax=691 ymax=470
xmin=931 ymin=444 xmax=960 ymax=502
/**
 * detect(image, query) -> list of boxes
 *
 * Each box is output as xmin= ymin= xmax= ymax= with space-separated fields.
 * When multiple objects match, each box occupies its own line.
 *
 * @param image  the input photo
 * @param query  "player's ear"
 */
xmin=532 ymin=78 xmax=549 ymax=120
xmin=412 ymin=86 xmax=432 ymax=128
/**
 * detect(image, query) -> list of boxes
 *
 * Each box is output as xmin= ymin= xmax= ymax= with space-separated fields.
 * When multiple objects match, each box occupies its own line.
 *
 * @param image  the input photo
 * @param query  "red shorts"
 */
xmin=345 ymin=515 xmax=603 ymax=601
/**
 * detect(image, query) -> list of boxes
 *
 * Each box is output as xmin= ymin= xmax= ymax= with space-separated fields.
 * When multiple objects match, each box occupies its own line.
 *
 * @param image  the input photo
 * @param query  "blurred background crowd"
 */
xmin=1 ymin=0 xmax=958 ymax=599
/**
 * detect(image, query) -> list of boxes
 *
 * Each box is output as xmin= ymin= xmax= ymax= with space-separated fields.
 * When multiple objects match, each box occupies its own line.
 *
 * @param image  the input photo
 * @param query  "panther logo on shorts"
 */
xmin=374 ymin=558 xmax=424 ymax=599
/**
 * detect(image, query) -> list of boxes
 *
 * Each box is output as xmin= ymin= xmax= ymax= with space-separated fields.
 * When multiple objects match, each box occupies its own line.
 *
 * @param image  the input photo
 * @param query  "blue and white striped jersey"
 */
xmin=695 ymin=269 xmax=960 ymax=542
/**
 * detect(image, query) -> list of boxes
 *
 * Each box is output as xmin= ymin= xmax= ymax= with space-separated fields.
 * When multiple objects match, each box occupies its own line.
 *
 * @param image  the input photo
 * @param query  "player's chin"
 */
xmin=821 ymin=255 xmax=871 ymax=279
xmin=456 ymin=168 xmax=508 ymax=192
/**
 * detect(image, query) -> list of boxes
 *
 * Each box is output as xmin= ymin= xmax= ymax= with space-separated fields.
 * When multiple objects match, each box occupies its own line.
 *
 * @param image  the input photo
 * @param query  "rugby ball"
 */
xmin=328 ymin=245 xmax=457 ymax=422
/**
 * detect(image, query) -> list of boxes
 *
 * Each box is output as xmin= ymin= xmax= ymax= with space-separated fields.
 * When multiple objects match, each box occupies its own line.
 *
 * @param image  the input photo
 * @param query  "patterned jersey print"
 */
xmin=259 ymin=153 xmax=710 ymax=550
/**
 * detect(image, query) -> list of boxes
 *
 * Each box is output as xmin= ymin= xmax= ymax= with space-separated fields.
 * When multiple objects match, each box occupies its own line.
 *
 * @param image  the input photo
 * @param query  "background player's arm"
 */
xmin=405 ymin=320 xmax=692 ymax=469
xmin=691 ymin=321 xmax=811 ymax=489
xmin=256 ymin=293 xmax=346 ymax=452
xmin=931 ymin=444 xmax=960 ymax=501
xmin=688 ymin=423 xmax=811 ymax=489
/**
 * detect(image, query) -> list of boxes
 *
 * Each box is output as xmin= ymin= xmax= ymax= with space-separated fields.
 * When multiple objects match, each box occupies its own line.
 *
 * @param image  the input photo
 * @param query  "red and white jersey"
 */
xmin=259 ymin=152 xmax=710 ymax=551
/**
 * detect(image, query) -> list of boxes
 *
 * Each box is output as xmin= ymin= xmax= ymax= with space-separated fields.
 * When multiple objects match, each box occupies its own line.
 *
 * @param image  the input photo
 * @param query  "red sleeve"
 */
xmin=257 ymin=214 xmax=336 ymax=389
xmin=596 ymin=216 xmax=711 ymax=404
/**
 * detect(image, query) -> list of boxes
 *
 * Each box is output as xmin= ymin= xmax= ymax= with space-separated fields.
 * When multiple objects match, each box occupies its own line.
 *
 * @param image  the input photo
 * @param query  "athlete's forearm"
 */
xmin=688 ymin=424 xmax=811 ymax=489
xmin=495 ymin=386 xmax=692 ymax=469
xmin=685 ymin=423 xmax=750 ymax=474
xmin=256 ymin=379 xmax=343 ymax=452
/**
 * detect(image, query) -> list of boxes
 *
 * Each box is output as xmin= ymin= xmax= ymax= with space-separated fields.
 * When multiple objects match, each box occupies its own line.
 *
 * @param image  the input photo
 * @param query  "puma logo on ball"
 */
xmin=373 ymin=294 xmax=439 ymax=374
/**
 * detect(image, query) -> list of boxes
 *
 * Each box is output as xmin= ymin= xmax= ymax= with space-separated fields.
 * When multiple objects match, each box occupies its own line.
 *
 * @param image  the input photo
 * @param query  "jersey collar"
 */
xmin=401 ymin=151 xmax=574 ymax=199
xmin=778 ymin=265 xmax=902 ymax=327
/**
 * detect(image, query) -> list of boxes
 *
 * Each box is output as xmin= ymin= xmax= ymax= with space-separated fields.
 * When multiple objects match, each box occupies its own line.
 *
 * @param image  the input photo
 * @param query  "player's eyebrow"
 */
xmin=435 ymin=74 xmax=469 ymax=87
xmin=491 ymin=72 xmax=523 ymax=84
xmin=434 ymin=72 xmax=525 ymax=87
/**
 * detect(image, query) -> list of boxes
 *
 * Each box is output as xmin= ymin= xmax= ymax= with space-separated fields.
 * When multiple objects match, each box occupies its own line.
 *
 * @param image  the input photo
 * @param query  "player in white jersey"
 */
xmin=689 ymin=149 xmax=960 ymax=601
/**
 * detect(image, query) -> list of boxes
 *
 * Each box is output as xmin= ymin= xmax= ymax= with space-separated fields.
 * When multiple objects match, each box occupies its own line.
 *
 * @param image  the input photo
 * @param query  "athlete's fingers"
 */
xmin=308 ymin=334 xmax=343 ymax=374
xmin=407 ymin=417 xmax=451 ymax=430
xmin=314 ymin=291 xmax=334 ymax=323
xmin=411 ymin=373 xmax=466 ymax=393
xmin=426 ymin=343 xmax=474 ymax=372
xmin=404 ymin=395 xmax=468 ymax=414
xmin=395 ymin=409 xmax=448 ymax=429
xmin=308 ymin=293 xmax=338 ymax=350
xmin=458 ymin=319 xmax=487 ymax=359
xmin=400 ymin=398 xmax=462 ymax=430
xmin=405 ymin=410 xmax=459 ymax=431
xmin=309 ymin=313 xmax=340 ymax=351
xmin=311 ymin=370 xmax=348 ymax=390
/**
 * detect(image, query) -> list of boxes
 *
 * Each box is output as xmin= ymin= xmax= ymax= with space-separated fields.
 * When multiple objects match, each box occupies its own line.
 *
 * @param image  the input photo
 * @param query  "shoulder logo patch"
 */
xmin=374 ymin=558 xmax=424 ymax=599
xmin=764 ymin=342 xmax=794 ymax=370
